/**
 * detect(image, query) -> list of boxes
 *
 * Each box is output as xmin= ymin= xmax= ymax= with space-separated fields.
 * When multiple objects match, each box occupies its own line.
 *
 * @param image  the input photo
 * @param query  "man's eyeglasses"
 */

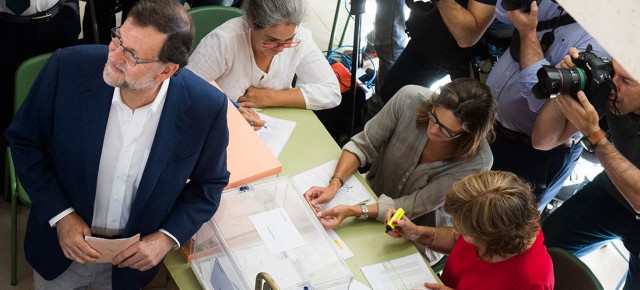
xmin=262 ymin=40 xmax=301 ymax=49
xmin=110 ymin=26 xmax=161 ymax=66
xmin=427 ymin=108 xmax=465 ymax=139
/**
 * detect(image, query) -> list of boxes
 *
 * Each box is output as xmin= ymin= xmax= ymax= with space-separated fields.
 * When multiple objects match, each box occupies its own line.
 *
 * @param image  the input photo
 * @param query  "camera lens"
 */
xmin=533 ymin=66 xmax=587 ymax=99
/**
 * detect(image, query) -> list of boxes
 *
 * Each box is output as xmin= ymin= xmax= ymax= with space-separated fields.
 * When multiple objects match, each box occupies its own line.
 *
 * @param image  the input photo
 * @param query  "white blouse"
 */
xmin=187 ymin=17 xmax=341 ymax=110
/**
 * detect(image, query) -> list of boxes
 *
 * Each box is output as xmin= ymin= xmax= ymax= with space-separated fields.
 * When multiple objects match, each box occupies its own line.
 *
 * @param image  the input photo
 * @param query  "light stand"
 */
xmin=348 ymin=0 xmax=366 ymax=137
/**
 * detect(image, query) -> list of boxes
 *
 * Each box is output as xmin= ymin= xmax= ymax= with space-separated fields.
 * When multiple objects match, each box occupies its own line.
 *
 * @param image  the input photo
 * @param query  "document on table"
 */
xmin=361 ymin=252 xmax=437 ymax=290
xmin=256 ymin=113 xmax=296 ymax=157
xmin=349 ymin=279 xmax=372 ymax=290
xmin=292 ymin=159 xmax=372 ymax=212
xmin=85 ymin=233 xmax=141 ymax=263
xmin=249 ymin=208 xmax=305 ymax=254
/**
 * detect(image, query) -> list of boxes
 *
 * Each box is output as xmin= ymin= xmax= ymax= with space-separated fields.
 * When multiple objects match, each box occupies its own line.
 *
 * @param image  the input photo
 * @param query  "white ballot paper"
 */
xmin=85 ymin=233 xmax=141 ymax=263
xmin=326 ymin=228 xmax=354 ymax=260
xmin=349 ymin=279 xmax=372 ymax=290
xmin=256 ymin=113 xmax=296 ymax=157
xmin=361 ymin=252 xmax=437 ymax=290
xmin=249 ymin=208 xmax=305 ymax=254
xmin=293 ymin=159 xmax=371 ymax=211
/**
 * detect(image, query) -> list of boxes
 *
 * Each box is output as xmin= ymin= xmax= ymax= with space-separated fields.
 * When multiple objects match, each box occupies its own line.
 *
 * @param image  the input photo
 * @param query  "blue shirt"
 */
xmin=486 ymin=0 xmax=611 ymax=136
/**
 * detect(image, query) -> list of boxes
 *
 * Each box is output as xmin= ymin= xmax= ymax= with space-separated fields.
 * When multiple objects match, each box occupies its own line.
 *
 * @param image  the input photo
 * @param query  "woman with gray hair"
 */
xmin=188 ymin=0 xmax=340 ymax=129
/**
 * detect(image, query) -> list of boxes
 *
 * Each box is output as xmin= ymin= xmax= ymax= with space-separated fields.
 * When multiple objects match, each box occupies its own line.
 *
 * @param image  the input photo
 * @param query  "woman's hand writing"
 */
xmin=237 ymin=106 xmax=266 ymax=131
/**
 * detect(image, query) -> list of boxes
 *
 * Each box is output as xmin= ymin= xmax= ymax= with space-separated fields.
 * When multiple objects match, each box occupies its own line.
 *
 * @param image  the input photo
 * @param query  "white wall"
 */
xmin=557 ymin=0 xmax=640 ymax=81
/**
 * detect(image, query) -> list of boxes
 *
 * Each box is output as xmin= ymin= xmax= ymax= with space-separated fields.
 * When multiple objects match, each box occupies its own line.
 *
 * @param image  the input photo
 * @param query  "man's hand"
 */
xmin=112 ymin=231 xmax=175 ymax=271
xmin=507 ymin=1 xmax=538 ymax=34
xmin=556 ymin=92 xmax=601 ymax=136
xmin=238 ymin=87 xmax=271 ymax=108
xmin=557 ymin=47 xmax=580 ymax=69
xmin=555 ymin=47 xmax=603 ymax=136
xmin=317 ymin=205 xmax=357 ymax=228
xmin=56 ymin=212 xmax=101 ymax=263
xmin=237 ymin=106 xmax=266 ymax=131
xmin=424 ymin=282 xmax=454 ymax=290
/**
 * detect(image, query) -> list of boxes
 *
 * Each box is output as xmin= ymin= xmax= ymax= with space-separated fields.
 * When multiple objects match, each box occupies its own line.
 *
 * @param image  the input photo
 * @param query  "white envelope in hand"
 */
xmin=85 ymin=233 xmax=141 ymax=263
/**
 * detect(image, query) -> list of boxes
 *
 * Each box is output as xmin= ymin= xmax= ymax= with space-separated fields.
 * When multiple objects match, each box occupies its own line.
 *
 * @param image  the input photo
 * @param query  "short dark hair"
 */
xmin=416 ymin=78 xmax=496 ymax=161
xmin=128 ymin=0 xmax=193 ymax=67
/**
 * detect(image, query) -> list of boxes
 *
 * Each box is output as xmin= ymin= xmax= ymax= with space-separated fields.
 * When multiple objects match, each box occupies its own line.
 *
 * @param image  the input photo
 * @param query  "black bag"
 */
xmin=314 ymin=87 xmax=367 ymax=147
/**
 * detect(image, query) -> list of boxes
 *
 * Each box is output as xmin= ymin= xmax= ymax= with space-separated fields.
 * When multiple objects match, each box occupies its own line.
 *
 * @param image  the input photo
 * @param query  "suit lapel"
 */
xmin=128 ymin=74 xmax=191 ymax=221
xmin=81 ymin=76 xmax=113 ymax=209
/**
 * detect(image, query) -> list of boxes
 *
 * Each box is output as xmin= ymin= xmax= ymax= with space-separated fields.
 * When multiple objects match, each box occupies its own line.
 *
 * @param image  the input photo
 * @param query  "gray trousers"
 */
xmin=34 ymin=262 xmax=113 ymax=290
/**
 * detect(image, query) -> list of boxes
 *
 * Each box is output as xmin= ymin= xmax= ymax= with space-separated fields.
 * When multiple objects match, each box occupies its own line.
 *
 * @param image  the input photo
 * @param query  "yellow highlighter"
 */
xmin=385 ymin=208 xmax=405 ymax=235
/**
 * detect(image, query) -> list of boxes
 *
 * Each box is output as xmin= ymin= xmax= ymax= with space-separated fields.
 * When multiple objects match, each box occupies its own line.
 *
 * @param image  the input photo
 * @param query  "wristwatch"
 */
xmin=358 ymin=204 xmax=369 ymax=220
xmin=580 ymin=129 xmax=606 ymax=153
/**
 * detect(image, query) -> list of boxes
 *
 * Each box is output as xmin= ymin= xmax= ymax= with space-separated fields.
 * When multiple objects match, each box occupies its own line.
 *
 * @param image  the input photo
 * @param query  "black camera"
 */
xmin=500 ymin=0 xmax=537 ymax=12
xmin=532 ymin=44 xmax=616 ymax=106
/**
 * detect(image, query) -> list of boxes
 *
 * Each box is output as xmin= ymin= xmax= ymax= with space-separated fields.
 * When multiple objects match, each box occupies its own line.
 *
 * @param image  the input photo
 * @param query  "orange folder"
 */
xmin=224 ymin=99 xmax=282 ymax=190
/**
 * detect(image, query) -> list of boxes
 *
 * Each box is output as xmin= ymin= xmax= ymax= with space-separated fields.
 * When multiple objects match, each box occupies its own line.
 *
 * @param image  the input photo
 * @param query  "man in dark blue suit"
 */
xmin=5 ymin=0 xmax=230 ymax=289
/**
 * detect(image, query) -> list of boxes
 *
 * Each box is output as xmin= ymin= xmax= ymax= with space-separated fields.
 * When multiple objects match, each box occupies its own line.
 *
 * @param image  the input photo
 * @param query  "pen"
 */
xmin=385 ymin=208 xmax=405 ymax=235
xmin=229 ymin=99 xmax=267 ymax=129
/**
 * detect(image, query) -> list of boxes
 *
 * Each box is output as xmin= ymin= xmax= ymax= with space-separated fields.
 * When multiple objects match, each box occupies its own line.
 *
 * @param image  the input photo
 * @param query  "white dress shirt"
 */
xmin=187 ymin=17 xmax=341 ymax=110
xmin=50 ymin=79 xmax=179 ymax=246
xmin=91 ymin=79 xmax=169 ymax=236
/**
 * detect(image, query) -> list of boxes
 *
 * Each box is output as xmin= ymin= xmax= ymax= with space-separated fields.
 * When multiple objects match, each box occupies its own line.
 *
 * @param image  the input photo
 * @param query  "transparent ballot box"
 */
xmin=191 ymin=177 xmax=353 ymax=289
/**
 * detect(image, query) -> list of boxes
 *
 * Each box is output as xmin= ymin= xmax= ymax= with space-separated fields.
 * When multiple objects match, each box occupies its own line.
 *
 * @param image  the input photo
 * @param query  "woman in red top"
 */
xmin=387 ymin=171 xmax=554 ymax=290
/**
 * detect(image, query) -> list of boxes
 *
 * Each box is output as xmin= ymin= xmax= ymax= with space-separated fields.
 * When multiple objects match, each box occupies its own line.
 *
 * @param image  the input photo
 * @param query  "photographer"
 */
xmin=533 ymin=48 xmax=640 ymax=289
xmin=376 ymin=0 xmax=497 ymax=107
xmin=486 ymin=0 xmax=610 ymax=211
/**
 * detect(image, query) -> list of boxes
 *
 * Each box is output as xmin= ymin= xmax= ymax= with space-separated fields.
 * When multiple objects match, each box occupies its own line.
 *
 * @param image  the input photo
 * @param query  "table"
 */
xmin=164 ymin=108 xmax=437 ymax=289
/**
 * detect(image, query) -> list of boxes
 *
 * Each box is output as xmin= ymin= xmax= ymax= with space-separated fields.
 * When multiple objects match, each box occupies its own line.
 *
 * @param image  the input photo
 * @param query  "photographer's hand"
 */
xmin=556 ymin=91 xmax=601 ymax=137
xmin=507 ymin=1 xmax=538 ymax=34
xmin=548 ymin=47 xmax=600 ymax=139
xmin=533 ymin=47 xmax=610 ymax=150
xmin=508 ymin=1 xmax=542 ymax=70
xmin=557 ymin=47 xmax=580 ymax=69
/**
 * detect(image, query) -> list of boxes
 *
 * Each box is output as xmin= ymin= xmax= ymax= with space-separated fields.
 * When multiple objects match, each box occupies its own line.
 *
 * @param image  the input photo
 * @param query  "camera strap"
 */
xmin=510 ymin=13 xmax=576 ymax=63
xmin=537 ymin=13 xmax=575 ymax=31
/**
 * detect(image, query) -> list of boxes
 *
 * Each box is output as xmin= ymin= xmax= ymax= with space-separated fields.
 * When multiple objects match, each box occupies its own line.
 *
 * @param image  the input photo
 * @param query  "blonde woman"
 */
xmin=388 ymin=171 xmax=554 ymax=290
